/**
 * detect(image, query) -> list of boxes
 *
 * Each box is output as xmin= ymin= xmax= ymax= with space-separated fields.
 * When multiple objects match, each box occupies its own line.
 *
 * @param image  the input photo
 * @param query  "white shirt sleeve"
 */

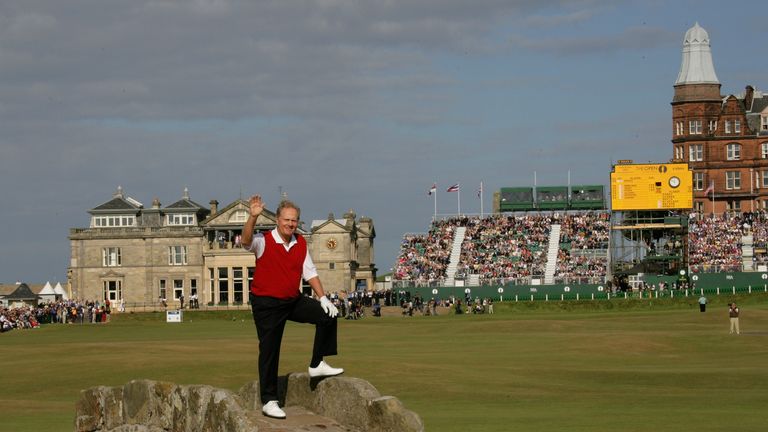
xmin=243 ymin=232 xmax=266 ymax=258
xmin=303 ymin=251 xmax=319 ymax=281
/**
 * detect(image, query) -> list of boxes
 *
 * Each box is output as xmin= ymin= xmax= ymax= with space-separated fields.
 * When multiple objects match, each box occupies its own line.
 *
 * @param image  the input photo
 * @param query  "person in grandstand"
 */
xmin=242 ymin=194 xmax=342 ymax=420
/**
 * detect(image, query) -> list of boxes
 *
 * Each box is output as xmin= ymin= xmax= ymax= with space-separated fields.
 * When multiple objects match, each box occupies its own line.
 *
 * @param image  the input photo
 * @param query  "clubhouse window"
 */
xmin=102 ymin=247 xmax=121 ymax=267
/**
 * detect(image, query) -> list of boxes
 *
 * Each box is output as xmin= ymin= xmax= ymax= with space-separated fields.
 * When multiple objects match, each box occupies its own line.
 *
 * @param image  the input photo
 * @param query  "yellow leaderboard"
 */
xmin=610 ymin=163 xmax=693 ymax=210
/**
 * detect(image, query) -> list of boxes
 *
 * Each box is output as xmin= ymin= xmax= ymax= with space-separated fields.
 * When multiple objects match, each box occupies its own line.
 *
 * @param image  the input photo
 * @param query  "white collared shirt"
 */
xmin=244 ymin=228 xmax=319 ymax=281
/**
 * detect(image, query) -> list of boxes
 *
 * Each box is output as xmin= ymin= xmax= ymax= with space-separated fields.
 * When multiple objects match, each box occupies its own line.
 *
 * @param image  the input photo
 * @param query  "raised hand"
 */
xmin=249 ymin=195 xmax=265 ymax=218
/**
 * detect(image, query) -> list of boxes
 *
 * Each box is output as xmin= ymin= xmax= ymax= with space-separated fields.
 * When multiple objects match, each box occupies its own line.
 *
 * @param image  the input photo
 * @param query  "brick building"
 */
xmin=68 ymin=187 xmax=376 ymax=306
xmin=671 ymin=23 xmax=768 ymax=214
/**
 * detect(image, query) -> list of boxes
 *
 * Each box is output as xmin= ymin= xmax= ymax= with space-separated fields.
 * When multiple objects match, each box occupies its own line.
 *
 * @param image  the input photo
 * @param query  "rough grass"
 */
xmin=1 ymin=296 xmax=767 ymax=431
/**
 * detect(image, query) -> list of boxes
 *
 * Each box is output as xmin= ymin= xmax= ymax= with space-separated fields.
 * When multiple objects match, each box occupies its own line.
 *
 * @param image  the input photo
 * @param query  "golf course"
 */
xmin=2 ymin=294 xmax=767 ymax=431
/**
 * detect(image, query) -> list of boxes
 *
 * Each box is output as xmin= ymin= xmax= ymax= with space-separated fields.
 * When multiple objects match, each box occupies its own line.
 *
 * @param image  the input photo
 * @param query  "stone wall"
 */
xmin=75 ymin=374 xmax=423 ymax=432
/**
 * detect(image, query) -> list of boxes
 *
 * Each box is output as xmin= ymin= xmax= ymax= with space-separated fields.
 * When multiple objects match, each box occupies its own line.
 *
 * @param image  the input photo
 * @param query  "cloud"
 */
xmin=508 ymin=25 xmax=676 ymax=56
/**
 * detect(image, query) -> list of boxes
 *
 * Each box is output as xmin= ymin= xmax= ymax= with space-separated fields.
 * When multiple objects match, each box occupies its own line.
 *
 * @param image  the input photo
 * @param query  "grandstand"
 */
xmin=393 ymin=211 xmax=611 ymax=288
xmin=392 ymin=175 xmax=768 ymax=298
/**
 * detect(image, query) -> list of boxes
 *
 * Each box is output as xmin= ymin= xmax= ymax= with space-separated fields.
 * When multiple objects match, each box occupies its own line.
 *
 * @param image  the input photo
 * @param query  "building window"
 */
xmin=762 ymin=142 xmax=768 ymax=158
xmin=689 ymin=144 xmax=703 ymax=162
xmin=762 ymin=171 xmax=768 ymax=189
xmin=102 ymin=247 xmax=121 ymax=267
xmin=218 ymin=267 xmax=229 ymax=304
xmin=329 ymin=262 xmax=335 ymax=270
xmin=208 ymin=268 xmax=215 ymax=305
xmin=762 ymin=116 xmax=768 ymax=131
xmin=675 ymin=146 xmax=684 ymax=160
xmin=693 ymin=172 xmax=704 ymax=191
xmin=675 ymin=121 xmax=684 ymax=136
xmin=92 ymin=215 xmax=135 ymax=228
xmin=169 ymin=246 xmax=187 ymax=265
xmin=233 ymin=267 xmax=244 ymax=304
xmin=727 ymin=200 xmax=741 ymax=212
xmin=159 ymin=279 xmax=167 ymax=302
xmin=167 ymin=213 xmax=195 ymax=226
xmin=726 ymin=171 xmax=741 ymax=190
xmin=103 ymin=280 xmax=122 ymax=302
xmin=190 ymin=278 xmax=198 ymax=298
xmin=708 ymin=120 xmax=717 ymax=133
xmin=762 ymin=200 xmax=768 ymax=210
xmin=725 ymin=120 xmax=732 ymax=134
xmin=694 ymin=201 xmax=704 ymax=212
xmin=230 ymin=210 xmax=248 ymax=223
xmin=173 ymin=279 xmax=184 ymax=301
xmin=734 ymin=120 xmax=741 ymax=134
xmin=726 ymin=143 xmax=741 ymax=161
xmin=689 ymin=120 xmax=702 ymax=135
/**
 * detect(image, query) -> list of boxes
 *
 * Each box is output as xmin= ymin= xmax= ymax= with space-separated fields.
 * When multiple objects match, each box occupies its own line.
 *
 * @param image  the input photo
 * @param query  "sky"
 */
xmin=1 ymin=0 xmax=767 ymax=284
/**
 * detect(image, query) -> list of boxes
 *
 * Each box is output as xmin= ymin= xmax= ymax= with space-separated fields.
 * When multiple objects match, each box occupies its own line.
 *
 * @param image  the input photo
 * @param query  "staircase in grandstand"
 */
xmin=444 ymin=226 xmax=466 ymax=286
xmin=544 ymin=224 xmax=561 ymax=284
xmin=742 ymin=234 xmax=754 ymax=271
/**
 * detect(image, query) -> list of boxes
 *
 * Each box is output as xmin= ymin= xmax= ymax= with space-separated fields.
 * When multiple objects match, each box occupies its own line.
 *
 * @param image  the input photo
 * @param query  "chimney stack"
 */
xmin=210 ymin=200 xmax=219 ymax=216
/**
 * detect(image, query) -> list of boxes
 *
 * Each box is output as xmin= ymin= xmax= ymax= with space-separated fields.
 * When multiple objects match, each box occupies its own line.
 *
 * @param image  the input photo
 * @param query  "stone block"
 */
xmin=315 ymin=377 xmax=381 ymax=431
xmin=369 ymin=396 xmax=424 ymax=432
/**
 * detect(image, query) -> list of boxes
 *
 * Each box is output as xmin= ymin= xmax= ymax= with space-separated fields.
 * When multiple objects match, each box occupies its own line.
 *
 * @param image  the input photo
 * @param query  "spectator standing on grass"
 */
xmin=698 ymin=295 xmax=707 ymax=312
xmin=729 ymin=303 xmax=740 ymax=335
xmin=242 ymin=194 xmax=342 ymax=420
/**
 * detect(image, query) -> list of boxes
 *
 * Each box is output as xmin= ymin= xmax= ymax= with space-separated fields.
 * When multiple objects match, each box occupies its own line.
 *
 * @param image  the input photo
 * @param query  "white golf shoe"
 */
xmin=261 ymin=400 xmax=286 ymax=419
xmin=308 ymin=360 xmax=344 ymax=378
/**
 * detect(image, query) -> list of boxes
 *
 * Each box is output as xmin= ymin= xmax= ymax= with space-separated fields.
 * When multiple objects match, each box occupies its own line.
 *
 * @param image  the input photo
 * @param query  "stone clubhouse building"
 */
xmin=68 ymin=187 xmax=376 ymax=307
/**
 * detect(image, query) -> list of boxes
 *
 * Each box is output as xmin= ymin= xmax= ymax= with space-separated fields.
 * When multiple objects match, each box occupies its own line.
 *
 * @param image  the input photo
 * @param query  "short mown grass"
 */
xmin=1 ymin=294 xmax=767 ymax=431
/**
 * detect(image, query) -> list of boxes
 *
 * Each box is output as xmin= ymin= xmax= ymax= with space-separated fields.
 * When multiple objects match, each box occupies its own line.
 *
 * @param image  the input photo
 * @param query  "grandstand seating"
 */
xmin=393 ymin=211 xmax=611 ymax=286
xmin=394 ymin=210 xmax=768 ymax=286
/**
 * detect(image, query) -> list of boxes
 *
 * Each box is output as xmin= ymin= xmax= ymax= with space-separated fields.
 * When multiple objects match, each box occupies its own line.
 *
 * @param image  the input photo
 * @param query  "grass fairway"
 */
xmin=2 ymin=298 xmax=768 ymax=432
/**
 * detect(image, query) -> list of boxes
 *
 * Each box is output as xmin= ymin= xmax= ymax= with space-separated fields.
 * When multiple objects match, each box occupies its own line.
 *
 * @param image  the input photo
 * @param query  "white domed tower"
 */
xmin=671 ymin=23 xmax=768 ymax=216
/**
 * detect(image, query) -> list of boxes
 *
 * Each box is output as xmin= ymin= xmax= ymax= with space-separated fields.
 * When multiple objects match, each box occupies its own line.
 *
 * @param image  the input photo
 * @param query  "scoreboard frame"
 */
xmin=610 ymin=163 xmax=693 ymax=211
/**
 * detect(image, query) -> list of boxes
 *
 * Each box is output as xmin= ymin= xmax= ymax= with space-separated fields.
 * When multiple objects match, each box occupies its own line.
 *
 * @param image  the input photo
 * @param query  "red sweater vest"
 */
xmin=250 ymin=231 xmax=306 ymax=299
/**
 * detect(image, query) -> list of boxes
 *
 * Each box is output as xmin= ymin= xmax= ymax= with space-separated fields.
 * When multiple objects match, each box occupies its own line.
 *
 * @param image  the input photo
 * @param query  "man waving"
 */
xmin=242 ymin=195 xmax=343 ymax=419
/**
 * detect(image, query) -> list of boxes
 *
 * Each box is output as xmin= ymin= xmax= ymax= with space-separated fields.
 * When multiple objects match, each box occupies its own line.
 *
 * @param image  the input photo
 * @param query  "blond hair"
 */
xmin=276 ymin=200 xmax=300 ymax=218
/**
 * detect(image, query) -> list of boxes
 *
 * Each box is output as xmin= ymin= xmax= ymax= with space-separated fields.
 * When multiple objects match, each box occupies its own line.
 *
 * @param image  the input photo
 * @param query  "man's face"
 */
xmin=276 ymin=207 xmax=299 ymax=242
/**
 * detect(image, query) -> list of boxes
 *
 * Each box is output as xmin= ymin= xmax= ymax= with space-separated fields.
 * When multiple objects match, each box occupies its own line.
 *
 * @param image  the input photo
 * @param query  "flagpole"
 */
xmin=434 ymin=182 xmax=437 ymax=220
xmin=458 ymin=186 xmax=461 ymax=215
xmin=480 ymin=181 xmax=484 ymax=217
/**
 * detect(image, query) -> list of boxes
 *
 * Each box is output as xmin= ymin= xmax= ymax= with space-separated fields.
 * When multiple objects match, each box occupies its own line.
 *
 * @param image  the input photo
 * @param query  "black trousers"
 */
xmin=250 ymin=293 xmax=338 ymax=403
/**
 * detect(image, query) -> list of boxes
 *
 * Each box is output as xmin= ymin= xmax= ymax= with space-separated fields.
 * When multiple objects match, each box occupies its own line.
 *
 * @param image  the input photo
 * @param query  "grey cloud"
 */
xmin=508 ymin=25 xmax=676 ymax=56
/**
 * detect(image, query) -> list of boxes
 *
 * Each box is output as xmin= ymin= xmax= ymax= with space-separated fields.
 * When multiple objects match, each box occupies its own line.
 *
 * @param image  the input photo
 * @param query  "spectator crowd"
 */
xmin=1 ymin=299 xmax=112 ymax=333
xmin=394 ymin=212 xmax=612 ymax=285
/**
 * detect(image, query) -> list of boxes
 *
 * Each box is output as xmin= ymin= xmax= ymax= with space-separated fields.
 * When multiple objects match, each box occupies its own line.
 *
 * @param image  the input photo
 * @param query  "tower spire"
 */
xmin=675 ymin=22 xmax=719 ymax=85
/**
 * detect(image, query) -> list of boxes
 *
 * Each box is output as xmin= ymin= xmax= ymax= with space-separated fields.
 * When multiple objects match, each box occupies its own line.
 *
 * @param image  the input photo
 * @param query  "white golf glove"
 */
xmin=319 ymin=296 xmax=339 ymax=318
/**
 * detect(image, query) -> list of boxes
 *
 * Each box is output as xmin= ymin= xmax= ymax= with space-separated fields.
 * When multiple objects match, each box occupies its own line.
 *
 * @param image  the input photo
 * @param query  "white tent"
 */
xmin=39 ymin=282 xmax=56 ymax=303
xmin=53 ymin=282 xmax=69 ymax=300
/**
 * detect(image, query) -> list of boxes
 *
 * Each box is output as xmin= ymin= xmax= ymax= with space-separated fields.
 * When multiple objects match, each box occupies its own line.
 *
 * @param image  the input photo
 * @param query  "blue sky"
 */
xmin=1 ymin=0 xmax=766 ymax=284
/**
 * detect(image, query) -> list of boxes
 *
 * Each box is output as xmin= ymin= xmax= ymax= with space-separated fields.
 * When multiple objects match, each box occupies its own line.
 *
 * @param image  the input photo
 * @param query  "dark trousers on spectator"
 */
xmin=250 ymin=293 xmax=338 ymax=404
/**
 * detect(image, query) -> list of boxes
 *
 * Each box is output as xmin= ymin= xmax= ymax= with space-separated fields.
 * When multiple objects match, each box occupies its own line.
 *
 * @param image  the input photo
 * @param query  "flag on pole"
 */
xmin=703 ymin=180 xmax=714 ymax=196
xmin=446 ymin=183 xmax=460 ymax=192
xmin=428 ymin=183 xmax=437 ymax=196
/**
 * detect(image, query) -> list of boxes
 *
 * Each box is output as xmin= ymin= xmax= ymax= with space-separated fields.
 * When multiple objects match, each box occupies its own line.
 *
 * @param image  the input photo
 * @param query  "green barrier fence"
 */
xmin=397 ymin=272 xmax=768 ymax=303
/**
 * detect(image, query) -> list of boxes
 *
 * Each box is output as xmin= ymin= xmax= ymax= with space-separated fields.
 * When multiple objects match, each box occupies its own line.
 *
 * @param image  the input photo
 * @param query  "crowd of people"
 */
xmin=1 ymin=299 xmax=112 ymax=333
xmin=687 ymin=212 xmax=748 ymax=271
xmin=394 ymin=212 xmax=612 ymax=285
xmin=459 ymin=214 xmax=552 ymax=282
xmin=392 ymin=218 xmax=460 ymax=283
xmin=554 ymin=212 xmax=611 ymax=281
